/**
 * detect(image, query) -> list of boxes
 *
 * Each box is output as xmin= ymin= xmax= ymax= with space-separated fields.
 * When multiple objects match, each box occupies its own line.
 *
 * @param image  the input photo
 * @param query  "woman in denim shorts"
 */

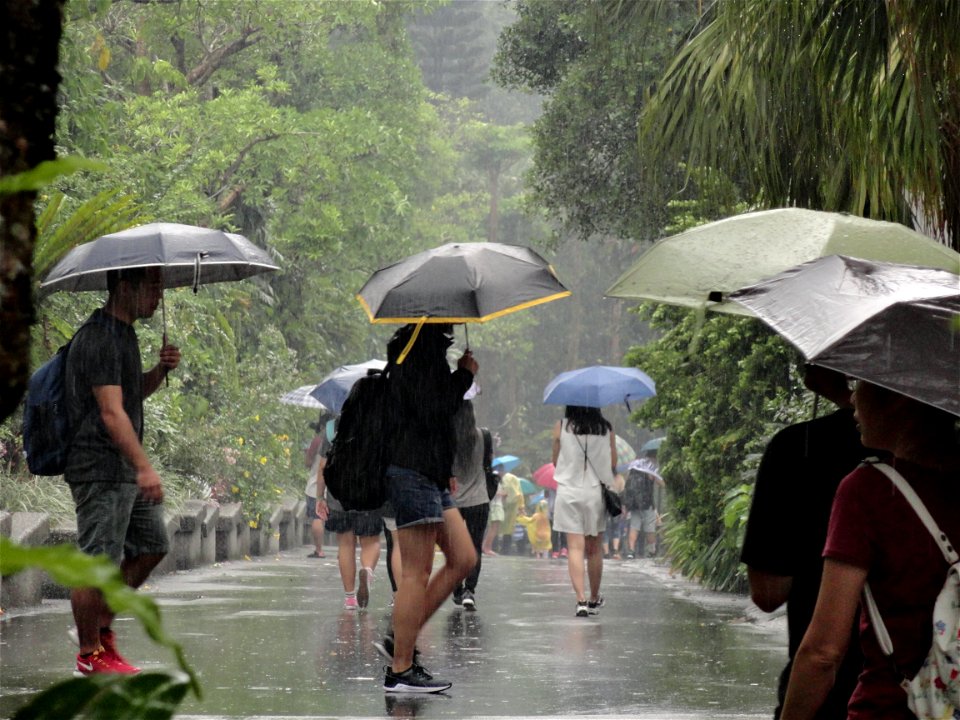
xmin=375 ymin=324 xmax=477 ymax=694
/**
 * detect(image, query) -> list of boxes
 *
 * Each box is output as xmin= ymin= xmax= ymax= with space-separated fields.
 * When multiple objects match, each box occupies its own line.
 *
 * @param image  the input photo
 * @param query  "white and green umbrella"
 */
xmin=606 ymin=208 xmax=960 ymax=315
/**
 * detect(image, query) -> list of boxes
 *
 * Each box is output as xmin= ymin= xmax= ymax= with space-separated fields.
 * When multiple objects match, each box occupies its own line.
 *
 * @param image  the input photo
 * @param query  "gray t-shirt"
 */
xmin=64 ymin=309 xmax=143 ymax=483
xmin=452 ymin=427 xmax=488 ymax=508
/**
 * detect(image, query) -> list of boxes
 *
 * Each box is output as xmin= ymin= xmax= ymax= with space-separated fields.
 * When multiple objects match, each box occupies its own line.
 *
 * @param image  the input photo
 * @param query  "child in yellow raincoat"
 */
xmin=517 ymin=500 xmax=553 ymax=558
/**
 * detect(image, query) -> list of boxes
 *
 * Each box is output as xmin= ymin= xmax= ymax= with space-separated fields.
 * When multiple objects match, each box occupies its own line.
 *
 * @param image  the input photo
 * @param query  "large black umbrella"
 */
xmin=40 ymin=222 xmax=280 ymax=342
xmin=356 ymin=242 xmax=570 ymax=324
xmin=40 ymin=222 xmax=279 ymax=294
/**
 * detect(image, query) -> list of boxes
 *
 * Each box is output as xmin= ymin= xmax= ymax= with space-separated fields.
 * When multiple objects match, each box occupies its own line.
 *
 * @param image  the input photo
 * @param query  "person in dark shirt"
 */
xmin=741 ymin=365 xmax=869 ymax=719
xmin=374 ymin=323 xmax=477 ymax=694
xmin=65 ymin=267 xmax=180 ymax=677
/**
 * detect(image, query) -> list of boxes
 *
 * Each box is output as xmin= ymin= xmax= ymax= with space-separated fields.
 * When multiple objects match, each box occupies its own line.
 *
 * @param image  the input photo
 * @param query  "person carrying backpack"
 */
xmin=622 ymin=457 xmax=664 ymax=559
xmin=62 ymin=267 xmax=181 ymax=678
xmin=781 ymin=381 xmax=960 ymax=720
xmin=373 ymin=323 xmax=477 ymax=694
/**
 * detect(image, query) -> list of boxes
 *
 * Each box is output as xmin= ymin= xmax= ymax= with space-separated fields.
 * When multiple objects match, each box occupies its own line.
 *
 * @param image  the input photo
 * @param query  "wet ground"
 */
xmin=0 ymin=547 xmax=786 ymax=719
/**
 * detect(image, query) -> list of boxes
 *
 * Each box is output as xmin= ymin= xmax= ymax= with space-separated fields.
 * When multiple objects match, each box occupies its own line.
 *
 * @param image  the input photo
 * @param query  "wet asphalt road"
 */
xmin=0 ymin=546 xmax=786 ymax=719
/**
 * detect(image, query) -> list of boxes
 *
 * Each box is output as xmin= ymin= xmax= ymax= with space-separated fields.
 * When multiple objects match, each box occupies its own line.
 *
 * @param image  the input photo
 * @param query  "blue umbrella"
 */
xmin=518 ymin=477 xmax=538 ymax=494
xmin=641 ymin=436 xmax=665 ymax=453
xmin=309 ymin=360 xmax=386 ymax=414
xmin=492 ymin=455 xmax=521 ymax=473
xmin=543 ymin=365 xmax=656 ymax=409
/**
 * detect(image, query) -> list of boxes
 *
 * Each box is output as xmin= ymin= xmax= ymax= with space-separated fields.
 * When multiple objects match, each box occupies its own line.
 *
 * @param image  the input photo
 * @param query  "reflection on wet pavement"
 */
xmin=0 ymin=549 xmax=785 ymax=718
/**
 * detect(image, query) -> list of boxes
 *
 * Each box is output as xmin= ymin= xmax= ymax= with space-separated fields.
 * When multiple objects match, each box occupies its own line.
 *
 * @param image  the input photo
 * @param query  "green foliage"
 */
xmin=0 ymin=158 xmax=106 ymax=196
xmin=1 ymin=539 xmax=197 ymax=719
xmin=13 ymin=672 xmax=190 ymax=720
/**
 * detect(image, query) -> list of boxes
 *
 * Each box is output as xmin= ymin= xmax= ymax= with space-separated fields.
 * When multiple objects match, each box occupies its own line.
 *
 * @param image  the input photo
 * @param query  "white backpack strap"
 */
xmin=870 ymin=462 xmax=959 ymax=565
xmin=862 ymin=460 xmax=960 ymax=661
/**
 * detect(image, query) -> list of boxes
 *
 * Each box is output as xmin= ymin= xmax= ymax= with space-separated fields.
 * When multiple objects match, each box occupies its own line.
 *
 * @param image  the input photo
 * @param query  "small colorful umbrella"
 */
xmin=532 ymin=462 xmax=557 ymax=491
xmin=517 ymin=477 xmax=538 ymax=495
xmin=492 ymin=455 xmax=521 ymax=473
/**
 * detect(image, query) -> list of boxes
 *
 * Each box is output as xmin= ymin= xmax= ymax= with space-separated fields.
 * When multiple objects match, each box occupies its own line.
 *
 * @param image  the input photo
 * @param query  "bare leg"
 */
xmin=337 ymin=532 xmax=357 ymax=593
xmin=585 ymin=534 xmax=604 ymax=602
xmin=359 ymin=534 xmax=381 ymax=573
xmin=628 ymin=528 xmax=640 ymax=556
xmin=392 ymin=510 xmax=475 ymax=672
xmin=565 ymin=532 xmax=586 ymax=602
xmin=72 ymin=588 xmax=107 ymax=654
xmin=389 ymin=529 xmax=402 ymax=593
xmin=97 ymin=553 xmax=165 ymax=631
xmin=311 ymin=518 xmax=325 ymax=555
xmin=482 ymin=521 xmax=500 ymax=555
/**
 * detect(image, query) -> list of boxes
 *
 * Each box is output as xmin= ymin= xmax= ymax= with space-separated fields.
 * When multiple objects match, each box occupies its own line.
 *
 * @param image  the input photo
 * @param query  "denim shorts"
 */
xmin=69 ymin=481 xmax=169 ymax=563
xmin=325 ymin=507 xmax=383 ymax=537
xmin=386 ymin=465 xmax=453 ymax=529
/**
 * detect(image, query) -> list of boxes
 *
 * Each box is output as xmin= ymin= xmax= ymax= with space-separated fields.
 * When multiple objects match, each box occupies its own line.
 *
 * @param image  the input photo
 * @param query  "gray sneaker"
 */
xmin=461 ymin=589 xmax=476 ymax=611
xmin=383 ymin=664 xmax=450 ymax=693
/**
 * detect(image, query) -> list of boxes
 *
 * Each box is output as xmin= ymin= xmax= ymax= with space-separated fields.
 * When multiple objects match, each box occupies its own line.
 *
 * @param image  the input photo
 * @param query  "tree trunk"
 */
xmin=0 ymin=0 xmax=65 ymax=423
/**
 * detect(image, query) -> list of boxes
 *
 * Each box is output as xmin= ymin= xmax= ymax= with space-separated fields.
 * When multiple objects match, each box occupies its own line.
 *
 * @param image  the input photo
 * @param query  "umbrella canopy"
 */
xmin=356 ymin=242 xmax=570 ymax=324
xmin=640 ymin=436 xmax=665 ymax=453
xmin=309 ymin=360 xmax=387 ymax=415
xmin=543 ymin=365 xmax=656 ymax=409
xmin=606 ymin=209 xmax=960 ymax=315
xmin=517 ymin=477 xmax=538 ymax=495
xmin=532 ymin=462 xmax=557 ymax=491
xmin=279 ymin=385 xmax=327 ymax=410
xmin=730 ymin=255 xmax=960 ymax=416
xmin=40 ymin=222 xmax=279 ymax=293
xmin=492 ymin=455 xmax=521 ymax=473
xmin=614 ymin=436 xmax=637 ymax=466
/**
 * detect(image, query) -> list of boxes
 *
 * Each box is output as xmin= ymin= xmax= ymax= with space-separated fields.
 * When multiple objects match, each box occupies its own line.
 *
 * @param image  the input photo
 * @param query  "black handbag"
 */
xmin=482 ymin=428 xmax=500 ymax=500
xmin=601 ymin=483 xmax=623 ymax=517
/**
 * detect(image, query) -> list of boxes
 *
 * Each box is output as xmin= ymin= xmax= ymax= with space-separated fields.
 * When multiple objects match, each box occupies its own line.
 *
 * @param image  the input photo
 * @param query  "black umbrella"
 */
xmin=356 ymin=242 xmax=570 ymax=324
xmin=39 ymin=223 xmax=280 ymax=357
xmin=39 ymin=222 xmax=279 ymax=294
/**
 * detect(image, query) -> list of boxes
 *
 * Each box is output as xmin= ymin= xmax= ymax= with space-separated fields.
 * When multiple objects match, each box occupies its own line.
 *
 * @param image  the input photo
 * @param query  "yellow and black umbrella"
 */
xmin=357 ymin=242 xmax=570 ymax=360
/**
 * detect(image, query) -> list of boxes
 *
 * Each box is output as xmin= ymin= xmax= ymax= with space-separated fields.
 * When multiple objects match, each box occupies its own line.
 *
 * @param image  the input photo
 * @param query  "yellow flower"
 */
xmin=254 ymin=414 xmax=260 ymax=422
xmin=259 ymin=456 xmax=268 ymax=465
xmin=283 ymin=447 xmax=291 ymax=457
xmin=274 ymin=487 xmax=282 ymax=495
xmin=231 ymin=485 xmax=239 ymax=494
xmin=243 ymin=470 xmax=251 ymax=478
xmin=237 ymin=437 xmax=244 ymax=446
xmin=249 ymin=520 xmax=258 ymax=529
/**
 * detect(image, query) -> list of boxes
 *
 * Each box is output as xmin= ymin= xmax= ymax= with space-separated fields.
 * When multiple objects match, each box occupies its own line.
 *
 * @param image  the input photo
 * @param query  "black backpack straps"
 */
xmin=481 ymin=427 xmax=492 ymax=471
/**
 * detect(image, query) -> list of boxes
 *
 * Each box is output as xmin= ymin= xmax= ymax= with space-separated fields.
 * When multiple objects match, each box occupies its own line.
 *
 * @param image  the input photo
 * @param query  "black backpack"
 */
xmin=323 ymin=368 xmax=391 ymax=511
xmin=624 ymin=467 xmax=656 ymax=511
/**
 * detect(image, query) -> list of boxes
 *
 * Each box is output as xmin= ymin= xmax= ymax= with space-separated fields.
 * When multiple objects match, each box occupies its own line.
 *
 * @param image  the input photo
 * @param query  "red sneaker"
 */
xmin=74 ymin=646 xmax=140 ymax=677
xmin=99 ymin=629 xmax=142 ymax=672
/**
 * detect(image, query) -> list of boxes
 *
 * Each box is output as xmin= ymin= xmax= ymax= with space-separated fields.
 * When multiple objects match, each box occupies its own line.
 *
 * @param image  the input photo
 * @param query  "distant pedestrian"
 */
xmin=551 ymin=405 xmax=616 ymax=617
xmin=324 ymin=475 xmax=382 ymax=609
xmin=517 ymin=499 xmax=552 ymax=558
xmin=622 ymin=458 xmax=664 ymax=559
xmin=451 ymin=399 xmax=489 ymax=610
xmin=375 ymin=324 xmax=477 ymax=694
xmin=304 ymin=416 xmax=332 ymax=559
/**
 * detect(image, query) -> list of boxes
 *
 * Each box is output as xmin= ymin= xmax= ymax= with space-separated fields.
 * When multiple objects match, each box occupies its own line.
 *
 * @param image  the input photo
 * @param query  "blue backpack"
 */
xmin=23 ymin=342 xmax=75 ymax=476
xmin=23 ymin=315 xmax=103 ymax=476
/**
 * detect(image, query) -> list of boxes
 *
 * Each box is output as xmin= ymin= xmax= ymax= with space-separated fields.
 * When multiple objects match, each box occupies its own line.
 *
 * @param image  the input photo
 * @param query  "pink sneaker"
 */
xmin=344 ymin=595 xmax=359 ymax=610
xmin=99 ymin=629 xmax=141 ymax=672
xmin=560 ymin=548 xmax=568 ymax=558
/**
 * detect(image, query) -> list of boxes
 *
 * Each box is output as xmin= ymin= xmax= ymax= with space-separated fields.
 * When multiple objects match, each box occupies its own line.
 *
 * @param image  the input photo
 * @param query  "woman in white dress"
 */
xmin=551 ymin=405 xmax=617 ymax=617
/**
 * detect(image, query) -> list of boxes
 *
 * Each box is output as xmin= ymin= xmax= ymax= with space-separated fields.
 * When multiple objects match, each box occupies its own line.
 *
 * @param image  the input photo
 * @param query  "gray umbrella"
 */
xmin=39 ymin=222 xmax=279 ymax=294
xmin=730 ymin=255 xmax=960 ymax=416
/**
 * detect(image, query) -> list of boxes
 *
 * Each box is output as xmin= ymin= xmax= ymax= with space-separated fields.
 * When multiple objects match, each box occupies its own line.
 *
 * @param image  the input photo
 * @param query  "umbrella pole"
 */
xmin=464 ymin=324 xmax=469 ymax=351
xmin=161 ymin=291 xmax=169 ymax=387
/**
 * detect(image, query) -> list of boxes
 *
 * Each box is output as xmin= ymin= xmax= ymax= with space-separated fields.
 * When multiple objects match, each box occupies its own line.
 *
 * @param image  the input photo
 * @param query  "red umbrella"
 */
xmin=533 ymin=463 xmax=557 ymax=491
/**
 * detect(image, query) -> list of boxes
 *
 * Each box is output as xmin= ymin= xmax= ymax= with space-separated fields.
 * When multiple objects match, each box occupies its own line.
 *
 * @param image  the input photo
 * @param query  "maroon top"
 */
xmin=825 ymin=460 xmax=960 ymax=719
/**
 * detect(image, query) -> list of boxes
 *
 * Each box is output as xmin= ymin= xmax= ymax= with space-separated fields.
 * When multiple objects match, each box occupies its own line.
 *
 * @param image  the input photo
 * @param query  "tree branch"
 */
xmin=186 ymin=26 xmax=263 ymax=87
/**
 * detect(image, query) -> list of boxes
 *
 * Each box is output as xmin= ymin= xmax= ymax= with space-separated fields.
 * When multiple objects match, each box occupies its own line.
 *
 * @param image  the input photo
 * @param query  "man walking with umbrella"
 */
xmin=65 ymin=267 xmax=180 ymax=675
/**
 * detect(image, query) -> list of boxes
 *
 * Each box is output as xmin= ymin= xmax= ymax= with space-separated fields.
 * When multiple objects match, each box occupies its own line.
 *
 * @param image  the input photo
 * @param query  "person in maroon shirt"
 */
xmin=781 ymin=381 xmax=960 ymax=720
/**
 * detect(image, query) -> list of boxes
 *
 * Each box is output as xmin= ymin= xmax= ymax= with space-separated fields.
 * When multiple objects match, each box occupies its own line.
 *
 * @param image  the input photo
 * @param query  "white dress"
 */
xmin=552 ymin=423 xmax=614 ymax=536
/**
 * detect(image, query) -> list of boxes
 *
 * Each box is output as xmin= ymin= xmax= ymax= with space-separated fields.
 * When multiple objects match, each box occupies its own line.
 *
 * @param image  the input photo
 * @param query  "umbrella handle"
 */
xmin=161 ymin=294 xmax=169 ymax=387
xmin=397 ymin=317 xmax=427 ymax=364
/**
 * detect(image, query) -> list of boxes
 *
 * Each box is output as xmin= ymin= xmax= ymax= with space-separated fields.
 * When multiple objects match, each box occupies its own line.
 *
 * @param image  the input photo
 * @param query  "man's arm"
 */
xmin=143 ymin=342 xmax=181 ymax=398
xmin=92 ymin=385 xmax=163 ymax=502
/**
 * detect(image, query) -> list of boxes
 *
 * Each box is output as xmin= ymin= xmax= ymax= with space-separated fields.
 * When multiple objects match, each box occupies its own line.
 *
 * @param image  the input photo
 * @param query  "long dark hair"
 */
xmin=564 ymin=405 xmax=612 ymax=436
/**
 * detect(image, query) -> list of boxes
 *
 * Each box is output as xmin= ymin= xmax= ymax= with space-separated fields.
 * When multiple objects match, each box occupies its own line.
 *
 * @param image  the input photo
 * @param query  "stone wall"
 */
xmin=0 ymin=500 xmax=306 ymax=609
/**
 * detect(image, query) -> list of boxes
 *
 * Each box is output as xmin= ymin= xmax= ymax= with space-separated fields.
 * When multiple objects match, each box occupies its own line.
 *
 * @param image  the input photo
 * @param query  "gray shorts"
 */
xmin=629 ymin=508 xmax=658 ymax=534
xmin=69 ymin=481 xmax=169 ymax=563
xmin=325 ymin=507 xmax=383 ymax=537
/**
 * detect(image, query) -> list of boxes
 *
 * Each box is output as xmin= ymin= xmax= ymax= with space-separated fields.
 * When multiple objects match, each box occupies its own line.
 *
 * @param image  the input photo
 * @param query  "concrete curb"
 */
xmin=0 ymin=500 xmax=305 ymax=609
